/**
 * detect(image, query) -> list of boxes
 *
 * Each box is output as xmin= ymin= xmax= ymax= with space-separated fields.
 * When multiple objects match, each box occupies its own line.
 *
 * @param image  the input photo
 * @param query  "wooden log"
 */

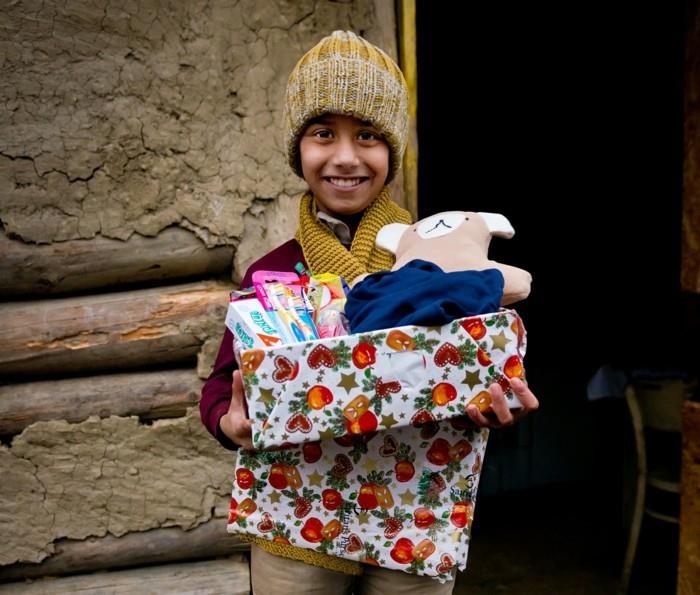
xmin=0 ymin=369 xmax=202 ymax=436
xmin=682 ymin=2 xmax=700 ymax=292
xmin=0 ymin=281 xmax=231 ymax=379
xmin=0 ymin=228 xmax=234 ymax=297
xmin=679 ymin=401 xmax=700 ymax=595
xmin=0 ymin=555 xmax=250 ymax=594
xmin=0 ymin=520 xmax=248 ymax=582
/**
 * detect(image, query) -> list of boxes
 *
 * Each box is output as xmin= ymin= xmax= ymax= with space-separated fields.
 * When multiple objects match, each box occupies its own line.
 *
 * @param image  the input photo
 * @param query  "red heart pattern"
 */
xmin=285 ymin=412 xmax=312 ymax=433
xmin=307 ymin=345 xmax=336 ymax=369
xmin=256 ymin=512 xmax=274 ymax=532
xmin=379 ymin=435 xmax=398 ymax=457
xmin=272 ymin=355 xmax=298 ymax=382
xmin=434 ymin=342 xmax=461 ymax=367
xmin=331 ymin=454 xmax=353 ymax=477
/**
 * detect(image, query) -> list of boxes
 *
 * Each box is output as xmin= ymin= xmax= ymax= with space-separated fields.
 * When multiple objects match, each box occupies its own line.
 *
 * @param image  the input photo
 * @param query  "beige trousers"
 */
xmin=250 ymin=544 xmax=457 ymax=595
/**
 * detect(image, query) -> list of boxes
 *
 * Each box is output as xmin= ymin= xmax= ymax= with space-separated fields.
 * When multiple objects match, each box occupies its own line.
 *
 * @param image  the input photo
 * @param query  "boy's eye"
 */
xmin=313 ymin=129 xmax=333 ymax=139
xmin=358 ymin=131 xmax=379 ymax=141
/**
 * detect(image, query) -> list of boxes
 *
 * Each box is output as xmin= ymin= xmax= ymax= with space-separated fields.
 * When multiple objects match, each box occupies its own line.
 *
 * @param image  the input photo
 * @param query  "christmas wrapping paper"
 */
xmin=228 ymin=420 xmax=490 ymax=582
xmin=227 ymin=309 xmax=528 ymax=580
xmin=239 ymin=309 xmax=526 ymax=450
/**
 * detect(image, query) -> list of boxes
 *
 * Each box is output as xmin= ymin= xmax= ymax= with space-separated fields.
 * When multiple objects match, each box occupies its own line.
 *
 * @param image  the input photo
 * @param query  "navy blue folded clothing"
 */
xmin=345 ymin=259 xmax=504 ymax=333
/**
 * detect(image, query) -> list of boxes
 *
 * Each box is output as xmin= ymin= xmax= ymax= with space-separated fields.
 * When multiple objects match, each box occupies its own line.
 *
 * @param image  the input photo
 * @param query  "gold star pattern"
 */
xmin=399 ymin=489 xmax=416 ymax=505
xmin=452 ymin=531 xmax=462 ymax=542
xmin=462 ymin=370 xmax=481 ymax=389
xmin=269 ymin=492 xmax=281 ymax=503
xmin=358 ymin=511 xmax=370 ymax=525
xmin=258 ymin=388 xmax=275 ymax=406
xmin=337 ymin=372 xmax=359 ymax=393
xmin=307 ymin=470 xmax=324 ymax=487
xmin=381 ymin=414 xmax=398 ymax=429
xmin=426 ymin=326 xmax=443 ymax=333
xmin=319 ymin=428 xmax=336 ymax=441
xmin=362 ymin=458 xmax=378 ymax=473
xmin=490 ymin=331 xmax=510 ymax=351
xmin=455 ymin=476 xmax=471 ymax=491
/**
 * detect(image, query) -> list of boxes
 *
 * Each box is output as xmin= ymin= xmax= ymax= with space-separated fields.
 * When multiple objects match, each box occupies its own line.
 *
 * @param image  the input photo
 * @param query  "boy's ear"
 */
xmin=376 ymin=223 xmax=410 ymax=254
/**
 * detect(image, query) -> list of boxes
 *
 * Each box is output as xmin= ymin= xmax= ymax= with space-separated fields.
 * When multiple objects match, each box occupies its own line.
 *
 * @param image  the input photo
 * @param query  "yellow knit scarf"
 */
xmin=295 ymin=187 xmax=412 ymax=283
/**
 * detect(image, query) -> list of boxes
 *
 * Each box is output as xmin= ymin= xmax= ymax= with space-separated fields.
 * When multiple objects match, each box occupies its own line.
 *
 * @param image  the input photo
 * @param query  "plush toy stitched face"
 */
xmin=412 ymin=212 xmax=468 ymax=239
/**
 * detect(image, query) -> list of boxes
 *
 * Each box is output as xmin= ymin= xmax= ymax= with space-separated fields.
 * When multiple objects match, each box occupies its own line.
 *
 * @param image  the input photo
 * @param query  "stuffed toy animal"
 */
xmin=345 ymin=211 xmax=531 ymax=333
xmin=376 ymin=211 xmax=531 ymax=305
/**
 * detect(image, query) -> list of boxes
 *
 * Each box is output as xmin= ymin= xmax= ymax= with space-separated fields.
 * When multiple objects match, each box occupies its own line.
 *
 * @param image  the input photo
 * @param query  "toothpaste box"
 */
xmin=225 ymin=298 xmax=284 ymax=350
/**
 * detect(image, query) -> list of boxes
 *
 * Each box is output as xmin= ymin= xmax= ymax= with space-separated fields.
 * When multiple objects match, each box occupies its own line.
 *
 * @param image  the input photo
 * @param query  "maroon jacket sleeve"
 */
xmin=199 ymin=239 xmax=305 ymax=450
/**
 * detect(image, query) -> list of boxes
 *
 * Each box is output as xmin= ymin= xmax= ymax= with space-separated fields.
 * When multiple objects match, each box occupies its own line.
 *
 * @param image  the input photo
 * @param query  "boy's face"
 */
xmin=299 ymin=114 xmax=389 ymax=218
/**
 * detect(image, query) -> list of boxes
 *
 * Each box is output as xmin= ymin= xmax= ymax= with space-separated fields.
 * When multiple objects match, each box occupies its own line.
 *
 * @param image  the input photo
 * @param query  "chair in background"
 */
xmin=620 ymin=377 xmax=696 ymax=593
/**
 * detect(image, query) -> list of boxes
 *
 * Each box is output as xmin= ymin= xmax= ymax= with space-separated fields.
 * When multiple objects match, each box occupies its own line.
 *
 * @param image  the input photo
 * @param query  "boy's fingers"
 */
xmin=509 ymin=377 xmax=539 ymax=412
xmin=487 ymin=382 xmax=514 ymax=426
xmin=230 ymin=371 xmax=251 ymax=422
xmin=466 ymin=404 xmax=499 ymax=428
xmin=225 ymin=371 xmax=252 ymax=445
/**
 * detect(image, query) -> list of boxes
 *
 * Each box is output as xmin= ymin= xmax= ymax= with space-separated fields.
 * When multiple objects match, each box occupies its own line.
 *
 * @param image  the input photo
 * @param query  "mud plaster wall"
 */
xmin=0 ymin=0 xmax=399 ymax=567
xmin=0 ymin=411 xmax=229 ymax=565
xmin=0 ymin=0 xmax=399 ymax=259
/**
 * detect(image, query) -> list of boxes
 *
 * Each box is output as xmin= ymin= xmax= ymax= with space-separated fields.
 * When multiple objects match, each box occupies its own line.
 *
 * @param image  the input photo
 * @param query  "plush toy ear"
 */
xmin=478 ymin=212 xmax=515 ymax=238
xmin=376 ymin=222 xmax=410 ymax=255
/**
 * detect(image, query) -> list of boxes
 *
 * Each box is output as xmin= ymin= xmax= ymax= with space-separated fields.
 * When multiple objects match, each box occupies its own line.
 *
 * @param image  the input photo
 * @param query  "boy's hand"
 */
xmin=465 ymin=377 xmax=539 ymax=428
xmin=219 ymin=370 xmax=254 ymax=450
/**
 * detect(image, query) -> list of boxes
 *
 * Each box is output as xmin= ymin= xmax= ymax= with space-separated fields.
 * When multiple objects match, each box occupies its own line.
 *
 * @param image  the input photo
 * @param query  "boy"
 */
xmin=200 ymin=30 xmax=538 ymax=595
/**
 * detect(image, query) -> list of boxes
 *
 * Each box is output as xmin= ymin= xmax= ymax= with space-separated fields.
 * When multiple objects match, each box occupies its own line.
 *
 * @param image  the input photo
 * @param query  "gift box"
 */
xmin=229 ymin=309 xmax=527 ymax=581
xmin=239 ymin=309 xmax=526 ymax=450
xmin=228 ymin=415 xmax=489 ymax=581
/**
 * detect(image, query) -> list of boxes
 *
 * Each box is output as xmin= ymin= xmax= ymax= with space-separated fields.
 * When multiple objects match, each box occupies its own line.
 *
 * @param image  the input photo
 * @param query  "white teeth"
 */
xmin=329 ymin=177 xmax=363 ymax=187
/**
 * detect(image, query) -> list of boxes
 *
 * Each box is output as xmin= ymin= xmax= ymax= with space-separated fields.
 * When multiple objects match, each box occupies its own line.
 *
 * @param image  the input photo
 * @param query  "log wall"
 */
xmin=0 ymin=0 xmax=400 ymax=588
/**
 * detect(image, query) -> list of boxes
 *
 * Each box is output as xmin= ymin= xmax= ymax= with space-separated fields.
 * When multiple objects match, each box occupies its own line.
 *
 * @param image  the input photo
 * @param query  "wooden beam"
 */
xmin=683 ymin=1 xmax=700 ymax=292
xmin=0 ymin=281 xmax=231 ymax=379
xmin=0 ymin=228 xmax=234 ymax=298
xmin=0 ymin=369 xmax=202 ymax=436
xmin=0 ymin=556 xmax=250 ymax=594
xmin=0 ymin=520 xmax=248 ymax=582
xmin=398 ymin=0 xmax=418 ymax=221
xmin=679 ymin=401 xmax=700 ymax=594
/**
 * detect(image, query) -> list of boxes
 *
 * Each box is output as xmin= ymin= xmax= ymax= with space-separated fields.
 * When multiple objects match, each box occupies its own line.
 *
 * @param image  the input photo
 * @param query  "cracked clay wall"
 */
xmin=0 ymin=0 xmax=399 ymax=580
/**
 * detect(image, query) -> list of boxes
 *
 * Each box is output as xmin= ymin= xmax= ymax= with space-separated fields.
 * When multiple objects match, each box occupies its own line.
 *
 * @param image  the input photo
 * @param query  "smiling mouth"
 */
xmin=325 ymin=177 xmax=367 ymax=188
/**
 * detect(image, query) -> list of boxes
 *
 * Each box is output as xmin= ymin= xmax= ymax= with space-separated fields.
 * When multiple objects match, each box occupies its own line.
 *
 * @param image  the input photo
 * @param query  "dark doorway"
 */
xmin=416 ymin=1 xmax=685 ymax=378
xmin=415 ymin=5 xmax=687 ymax=590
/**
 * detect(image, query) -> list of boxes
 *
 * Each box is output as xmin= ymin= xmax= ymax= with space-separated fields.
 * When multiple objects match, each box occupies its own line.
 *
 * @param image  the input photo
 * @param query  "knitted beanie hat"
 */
xmin=284 ymin=30 xmax=409 ymax=183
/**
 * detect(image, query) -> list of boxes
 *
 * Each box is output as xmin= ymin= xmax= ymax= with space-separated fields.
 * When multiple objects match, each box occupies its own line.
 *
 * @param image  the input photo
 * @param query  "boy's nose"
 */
xmin=330 ymin=137 xmax=360 ymax=168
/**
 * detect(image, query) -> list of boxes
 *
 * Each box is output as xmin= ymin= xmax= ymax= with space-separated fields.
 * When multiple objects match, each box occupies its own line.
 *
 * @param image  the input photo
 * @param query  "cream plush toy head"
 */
xmin=376 ymin=211 xmax=532 ymax=305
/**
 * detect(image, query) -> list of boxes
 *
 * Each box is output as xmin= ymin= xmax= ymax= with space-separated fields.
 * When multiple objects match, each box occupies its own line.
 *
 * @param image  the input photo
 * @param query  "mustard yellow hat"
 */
xmin=284 ymin=30 xmax=409 ymax=183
